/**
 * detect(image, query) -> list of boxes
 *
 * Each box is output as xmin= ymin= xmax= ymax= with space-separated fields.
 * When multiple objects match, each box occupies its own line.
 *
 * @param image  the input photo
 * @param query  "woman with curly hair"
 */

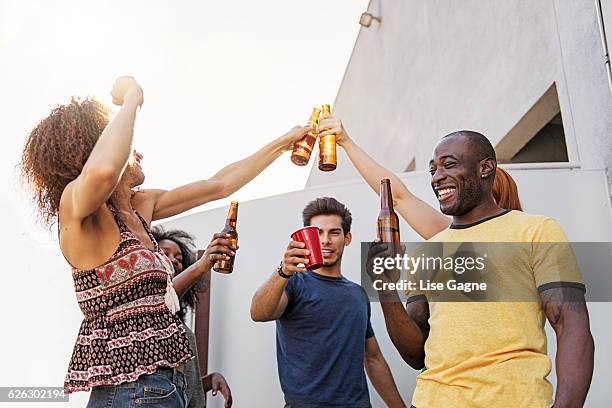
xmin=19 ymin=76 xmax=310 ymax=407
xmin=152 ymin=227 xmax=232 ymax=408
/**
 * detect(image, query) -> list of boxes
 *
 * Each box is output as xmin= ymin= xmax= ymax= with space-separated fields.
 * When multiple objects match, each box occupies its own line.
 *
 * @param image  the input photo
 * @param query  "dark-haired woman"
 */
xmin=152 ymin=227 xmax=232 ymax=408
xmin=20 ymin=76 xmax=310 ymax=407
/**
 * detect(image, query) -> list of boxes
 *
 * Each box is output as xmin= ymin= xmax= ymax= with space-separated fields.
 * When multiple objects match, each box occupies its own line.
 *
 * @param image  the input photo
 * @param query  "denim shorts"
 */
xmin=86 ymin=367 xmax=187 ymax=408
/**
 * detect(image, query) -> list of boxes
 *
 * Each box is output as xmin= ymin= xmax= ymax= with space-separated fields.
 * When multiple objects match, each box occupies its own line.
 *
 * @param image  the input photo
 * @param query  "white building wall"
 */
xmin=163 ymin=168 xmax=612 ymax=408
xmin=306 ymin=0 xmax=612 ymax=189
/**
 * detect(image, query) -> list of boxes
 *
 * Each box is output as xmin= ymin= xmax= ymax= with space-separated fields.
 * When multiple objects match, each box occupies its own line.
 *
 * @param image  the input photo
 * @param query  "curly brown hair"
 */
xmin=20 ymin=97 xmax=110 ymax=227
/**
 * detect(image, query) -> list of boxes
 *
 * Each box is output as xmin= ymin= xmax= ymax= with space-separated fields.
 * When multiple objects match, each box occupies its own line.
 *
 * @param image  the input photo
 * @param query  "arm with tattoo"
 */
xmin=539 ymin=287 xmax=594 ymax=407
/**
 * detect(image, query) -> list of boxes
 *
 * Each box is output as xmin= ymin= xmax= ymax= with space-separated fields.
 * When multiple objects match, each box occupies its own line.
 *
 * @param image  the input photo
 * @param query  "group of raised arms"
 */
xmin=20 ymin=76 xmax=592 ymax=408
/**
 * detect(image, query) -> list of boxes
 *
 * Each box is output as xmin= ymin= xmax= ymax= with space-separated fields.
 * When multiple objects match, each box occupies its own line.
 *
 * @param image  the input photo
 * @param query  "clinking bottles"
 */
xmin=291 ymin=107 xmax=321 ymax=166
xmin=214 ymin=201 xmax=239 ymax=274
xmin=318 ymin=104 xmax=337 ymax=171
xmin=377 ymin=179 xmax=401 ymax=245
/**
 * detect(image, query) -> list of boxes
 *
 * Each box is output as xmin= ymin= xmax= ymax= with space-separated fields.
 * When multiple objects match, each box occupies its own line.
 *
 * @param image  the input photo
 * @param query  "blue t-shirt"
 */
xmin=276 ymin=270 xmax=375 ymax=408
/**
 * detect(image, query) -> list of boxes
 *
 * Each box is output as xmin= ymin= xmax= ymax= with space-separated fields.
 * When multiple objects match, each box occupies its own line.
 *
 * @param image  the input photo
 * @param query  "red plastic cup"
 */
xmin=291 ymin=226 xmax=324 ymax=270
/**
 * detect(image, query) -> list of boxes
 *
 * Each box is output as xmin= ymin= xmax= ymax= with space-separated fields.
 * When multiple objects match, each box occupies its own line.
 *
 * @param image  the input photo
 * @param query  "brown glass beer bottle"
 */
xmin=377 ymin=179 xmax=401 ymax=245
xmin=214 ymin=201 xmax=239 ymax=274
xmin=318 ymin=104 xmax=337 ymax=171
xmin=291 ymin=107 xmax=321 ymax=166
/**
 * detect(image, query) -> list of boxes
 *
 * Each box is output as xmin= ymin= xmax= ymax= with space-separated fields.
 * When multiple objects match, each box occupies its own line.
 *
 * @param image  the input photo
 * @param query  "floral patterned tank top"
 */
xmin=63 ymin=205 xmax=192 ymax=393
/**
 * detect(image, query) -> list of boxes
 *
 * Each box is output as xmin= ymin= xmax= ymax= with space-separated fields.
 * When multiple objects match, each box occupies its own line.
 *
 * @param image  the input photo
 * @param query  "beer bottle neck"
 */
xmin=380 ymin=181 xmax=394 ymax=211
xmin=308 ymin=108 xmax=321 ymax=126
xmin=225 ymin=203 xmax=238 ymax=228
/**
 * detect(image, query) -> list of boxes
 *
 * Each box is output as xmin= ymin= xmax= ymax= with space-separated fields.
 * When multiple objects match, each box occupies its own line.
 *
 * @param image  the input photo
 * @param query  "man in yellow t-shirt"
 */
xmin=365 ymin=131 xmax=594 ymax=407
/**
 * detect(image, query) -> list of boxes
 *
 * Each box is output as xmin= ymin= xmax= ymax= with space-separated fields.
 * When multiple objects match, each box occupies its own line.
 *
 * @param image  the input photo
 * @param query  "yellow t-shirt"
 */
xmin=409 ymin=210 xmax=585 ymax=408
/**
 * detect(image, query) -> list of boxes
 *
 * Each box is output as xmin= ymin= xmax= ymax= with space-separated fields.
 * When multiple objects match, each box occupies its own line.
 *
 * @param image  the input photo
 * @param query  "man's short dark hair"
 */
xmin=302 ymin=197 xmax=352 ymax=235
xmin=443 ymin=130 xmax=496 ymax=161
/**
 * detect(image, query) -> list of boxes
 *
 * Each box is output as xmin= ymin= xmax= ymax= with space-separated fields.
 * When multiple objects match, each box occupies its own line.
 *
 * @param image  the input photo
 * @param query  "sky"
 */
xmin=0 ymin=0 xmax=368 ymax=405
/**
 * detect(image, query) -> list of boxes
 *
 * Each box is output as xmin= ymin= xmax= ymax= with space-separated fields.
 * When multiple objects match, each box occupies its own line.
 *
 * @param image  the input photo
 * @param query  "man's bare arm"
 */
xmin=540 ymin=287 xmax=594 ymax=408
xmin=250 ymin=272 xmax=290 ymax=322
xmin=367 ymin=242 xmax=429 ymax=369
xmin=364 ymin=336 xmax=406 ymax=408
xmin=250 ymin=240 xmax=309 ymax=322
xmin=378 ymin=290 xmax=429 ymax=369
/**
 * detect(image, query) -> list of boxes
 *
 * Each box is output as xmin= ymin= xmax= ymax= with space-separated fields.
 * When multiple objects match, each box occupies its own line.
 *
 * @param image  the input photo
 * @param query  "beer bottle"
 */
xmin=318 ymin=104 xmax=337 ymax=171
xmin=377 ymin=179 xmax=401 ymax=245
xmin=291 ymin=107 xmax=321 ymax=166
xmin=214 ymin=201 xmax=239 ymax=274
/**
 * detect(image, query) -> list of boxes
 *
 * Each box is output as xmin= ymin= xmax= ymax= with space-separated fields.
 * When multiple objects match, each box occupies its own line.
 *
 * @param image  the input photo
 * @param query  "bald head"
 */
xmin=442 ymin=130 xmax=496 ymax=163
xmin=429 ymin=131 xmax=498 ymax=216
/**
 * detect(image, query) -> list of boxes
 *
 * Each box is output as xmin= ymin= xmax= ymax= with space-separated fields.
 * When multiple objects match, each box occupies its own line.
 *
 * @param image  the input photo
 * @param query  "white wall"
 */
xmin=307 ymin=0 xmax=612 ymax=190
xmin=163 ymin=168 xmax=612 ymax=408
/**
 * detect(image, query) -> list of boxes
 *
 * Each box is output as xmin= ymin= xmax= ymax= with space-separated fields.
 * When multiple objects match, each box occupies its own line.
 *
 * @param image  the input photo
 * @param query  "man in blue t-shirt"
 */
xmin=251 ymin=197 xmax=406 ymax=408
